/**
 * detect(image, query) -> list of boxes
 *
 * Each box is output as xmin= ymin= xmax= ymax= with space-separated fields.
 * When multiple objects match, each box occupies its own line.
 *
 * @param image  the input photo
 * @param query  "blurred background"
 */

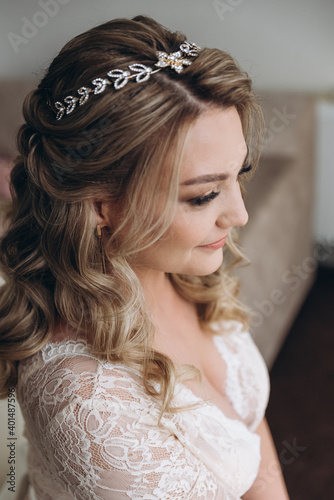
xmin=0 ymin=0 xmax=333 ymax=498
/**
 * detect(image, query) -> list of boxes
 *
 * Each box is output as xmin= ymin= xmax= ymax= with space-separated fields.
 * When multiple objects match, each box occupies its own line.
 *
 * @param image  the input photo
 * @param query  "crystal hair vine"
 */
xmin=54 ymin=41 xmax=201 ymax=120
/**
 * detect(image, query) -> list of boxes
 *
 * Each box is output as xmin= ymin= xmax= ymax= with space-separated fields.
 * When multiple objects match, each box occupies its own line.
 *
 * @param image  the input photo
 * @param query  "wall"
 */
xmin=0 ymin=0 xmax=334 ymax=92
xmin=315 ymin=101 xmax=334 ymax=243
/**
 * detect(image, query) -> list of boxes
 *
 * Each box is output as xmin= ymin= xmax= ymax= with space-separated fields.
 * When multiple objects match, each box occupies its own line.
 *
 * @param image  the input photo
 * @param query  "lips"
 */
xmin=198 ymin=235 xmax=229 ymax=250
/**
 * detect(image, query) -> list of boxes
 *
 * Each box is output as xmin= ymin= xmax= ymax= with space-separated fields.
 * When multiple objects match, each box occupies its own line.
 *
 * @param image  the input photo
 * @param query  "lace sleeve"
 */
xmin=20 ymin=350 xmax=238 ymax=500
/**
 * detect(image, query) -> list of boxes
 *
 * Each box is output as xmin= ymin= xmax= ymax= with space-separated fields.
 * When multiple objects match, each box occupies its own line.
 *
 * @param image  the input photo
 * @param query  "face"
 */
xmin=103 ymin=107 xmax=250 ymax=277
xmin=133 ymin=107 xmax=250 ymax=276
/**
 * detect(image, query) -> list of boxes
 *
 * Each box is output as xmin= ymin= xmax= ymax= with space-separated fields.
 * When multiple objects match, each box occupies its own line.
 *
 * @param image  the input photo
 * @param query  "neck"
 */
xmin=132 ymin=266 xmax=197 ymax=334
xmin=132 ymin=266 xmax=175 ymax=308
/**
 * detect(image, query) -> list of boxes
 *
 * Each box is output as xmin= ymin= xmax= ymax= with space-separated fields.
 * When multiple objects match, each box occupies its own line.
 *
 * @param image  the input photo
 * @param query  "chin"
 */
xmin=195 ymin=265 xmax=222 ymax=277
xmin=182 ymin=255 xmax=223 ymax=276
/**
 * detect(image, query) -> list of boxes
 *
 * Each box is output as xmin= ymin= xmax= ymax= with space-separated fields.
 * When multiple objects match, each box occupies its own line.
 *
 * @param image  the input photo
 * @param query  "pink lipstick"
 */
xmin=198 ymin=235 xmax=228 ymax=250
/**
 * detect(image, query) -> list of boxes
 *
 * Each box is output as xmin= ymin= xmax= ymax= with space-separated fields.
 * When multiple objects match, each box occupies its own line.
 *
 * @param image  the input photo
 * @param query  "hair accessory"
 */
xmin=54 ymin=41 xmax=201 ymax=120
xmin=96 ymin=224 xmax=106 ymax=274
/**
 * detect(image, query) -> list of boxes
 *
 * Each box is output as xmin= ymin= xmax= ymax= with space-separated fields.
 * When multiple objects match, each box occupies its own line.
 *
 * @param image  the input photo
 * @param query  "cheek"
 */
xmin=166 ymin=210 xmax=211 ymax=249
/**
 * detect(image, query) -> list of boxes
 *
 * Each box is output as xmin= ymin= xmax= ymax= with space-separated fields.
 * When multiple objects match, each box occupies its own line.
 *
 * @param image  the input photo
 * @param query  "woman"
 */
xmin=0 ymin=15 xmax=289 ymax=499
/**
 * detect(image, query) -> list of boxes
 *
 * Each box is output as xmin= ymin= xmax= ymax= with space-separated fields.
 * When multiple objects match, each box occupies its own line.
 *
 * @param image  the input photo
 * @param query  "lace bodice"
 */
xmin=17 ymin=321 xmax=270 ymax=499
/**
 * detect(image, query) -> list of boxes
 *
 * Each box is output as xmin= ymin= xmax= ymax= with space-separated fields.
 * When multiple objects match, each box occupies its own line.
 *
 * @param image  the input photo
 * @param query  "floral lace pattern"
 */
xmin=17 ymin=322 xmax=270 ymax=499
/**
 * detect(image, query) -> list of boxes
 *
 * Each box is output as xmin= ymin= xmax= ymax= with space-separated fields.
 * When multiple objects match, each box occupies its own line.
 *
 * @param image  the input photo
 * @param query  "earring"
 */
xmin=96 ymin=224 xmax=106 ymax=274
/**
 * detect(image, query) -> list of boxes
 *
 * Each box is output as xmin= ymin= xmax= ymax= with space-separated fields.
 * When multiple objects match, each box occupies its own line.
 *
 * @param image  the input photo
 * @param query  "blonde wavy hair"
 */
xmin=0 ymin=15 xmax=263 ymax=415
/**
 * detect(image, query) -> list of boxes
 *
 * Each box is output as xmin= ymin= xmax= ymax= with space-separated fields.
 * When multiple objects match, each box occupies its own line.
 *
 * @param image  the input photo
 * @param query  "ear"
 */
xmin=93 ymin=200 xmax=112 ymax=229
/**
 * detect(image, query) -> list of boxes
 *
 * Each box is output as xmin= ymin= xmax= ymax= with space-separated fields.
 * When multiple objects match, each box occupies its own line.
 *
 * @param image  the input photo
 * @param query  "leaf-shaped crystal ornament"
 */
xmin=77 ymin=87 xmax=91 ymax=105
xmin=128 ymin=64 xmax=152 ymax=83
xmin=92 ymin=78 xmax=110 ymax=94
xmin=108 ymin=69 xmax=131 ymax=89
xmin=64 ymin=96 xmax=78 ymax=114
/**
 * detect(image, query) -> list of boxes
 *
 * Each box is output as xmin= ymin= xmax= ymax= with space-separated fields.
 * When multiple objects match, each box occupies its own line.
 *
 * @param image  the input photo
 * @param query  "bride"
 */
xmin=0 ymin=14 xmax=289 ymax=499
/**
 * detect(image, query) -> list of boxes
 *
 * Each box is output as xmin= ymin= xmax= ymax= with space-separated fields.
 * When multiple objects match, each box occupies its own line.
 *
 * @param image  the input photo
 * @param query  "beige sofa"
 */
xmin=237 ymin=92 xmax=316 ymax=367
xmin=0 ymin=81 xmax=316 ymax=490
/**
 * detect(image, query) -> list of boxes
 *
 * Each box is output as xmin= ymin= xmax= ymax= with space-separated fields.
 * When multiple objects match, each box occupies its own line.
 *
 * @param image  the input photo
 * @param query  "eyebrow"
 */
xmin=181 ymin=147 xmax=249 ymax=186
xmin=181 ymin=173 xmax=229 ymax=186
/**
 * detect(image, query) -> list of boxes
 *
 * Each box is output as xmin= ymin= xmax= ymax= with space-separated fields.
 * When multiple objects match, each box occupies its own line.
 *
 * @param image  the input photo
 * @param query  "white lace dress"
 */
xmin=17 ymin=321 xmax=270 ymax=500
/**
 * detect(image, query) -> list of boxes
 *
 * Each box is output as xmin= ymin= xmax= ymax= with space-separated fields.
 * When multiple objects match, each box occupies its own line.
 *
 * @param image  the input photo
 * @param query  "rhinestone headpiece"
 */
xmin=54 ymin=41 xmax=201 ymax=120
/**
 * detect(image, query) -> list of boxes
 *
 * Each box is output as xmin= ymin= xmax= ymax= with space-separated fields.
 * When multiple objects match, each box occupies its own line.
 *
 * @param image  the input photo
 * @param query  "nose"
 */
xmin=216 ymin=184 xmax=249 ymax=229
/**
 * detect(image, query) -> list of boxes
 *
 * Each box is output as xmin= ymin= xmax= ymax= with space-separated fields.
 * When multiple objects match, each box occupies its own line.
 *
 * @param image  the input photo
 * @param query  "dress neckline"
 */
xmin=40 ymin=332 xmax=253 ymax=432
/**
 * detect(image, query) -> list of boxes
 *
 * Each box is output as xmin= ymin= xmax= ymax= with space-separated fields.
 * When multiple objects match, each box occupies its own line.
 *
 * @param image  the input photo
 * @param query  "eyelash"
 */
xmin=189 ymin=190 xmax=220 ymax=206
xmin=239 ymin=164 xmax=252 ymax=175
xmin=188 ymin=164 xmax=253 ymax=207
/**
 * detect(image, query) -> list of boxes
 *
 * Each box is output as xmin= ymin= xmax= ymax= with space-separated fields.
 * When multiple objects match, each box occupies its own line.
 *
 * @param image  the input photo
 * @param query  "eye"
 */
xmin=238 ymin=164 xmax=252 ymax=176
xmin=188 ymin=190 xmax=220 ymax=207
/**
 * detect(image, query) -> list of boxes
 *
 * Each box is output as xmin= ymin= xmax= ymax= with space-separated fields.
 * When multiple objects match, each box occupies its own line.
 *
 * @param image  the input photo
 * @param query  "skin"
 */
xmin=128 ymin=106 xmax=249 ymax=277
xmin=96 ymin=106 xmax=289 ymax=499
